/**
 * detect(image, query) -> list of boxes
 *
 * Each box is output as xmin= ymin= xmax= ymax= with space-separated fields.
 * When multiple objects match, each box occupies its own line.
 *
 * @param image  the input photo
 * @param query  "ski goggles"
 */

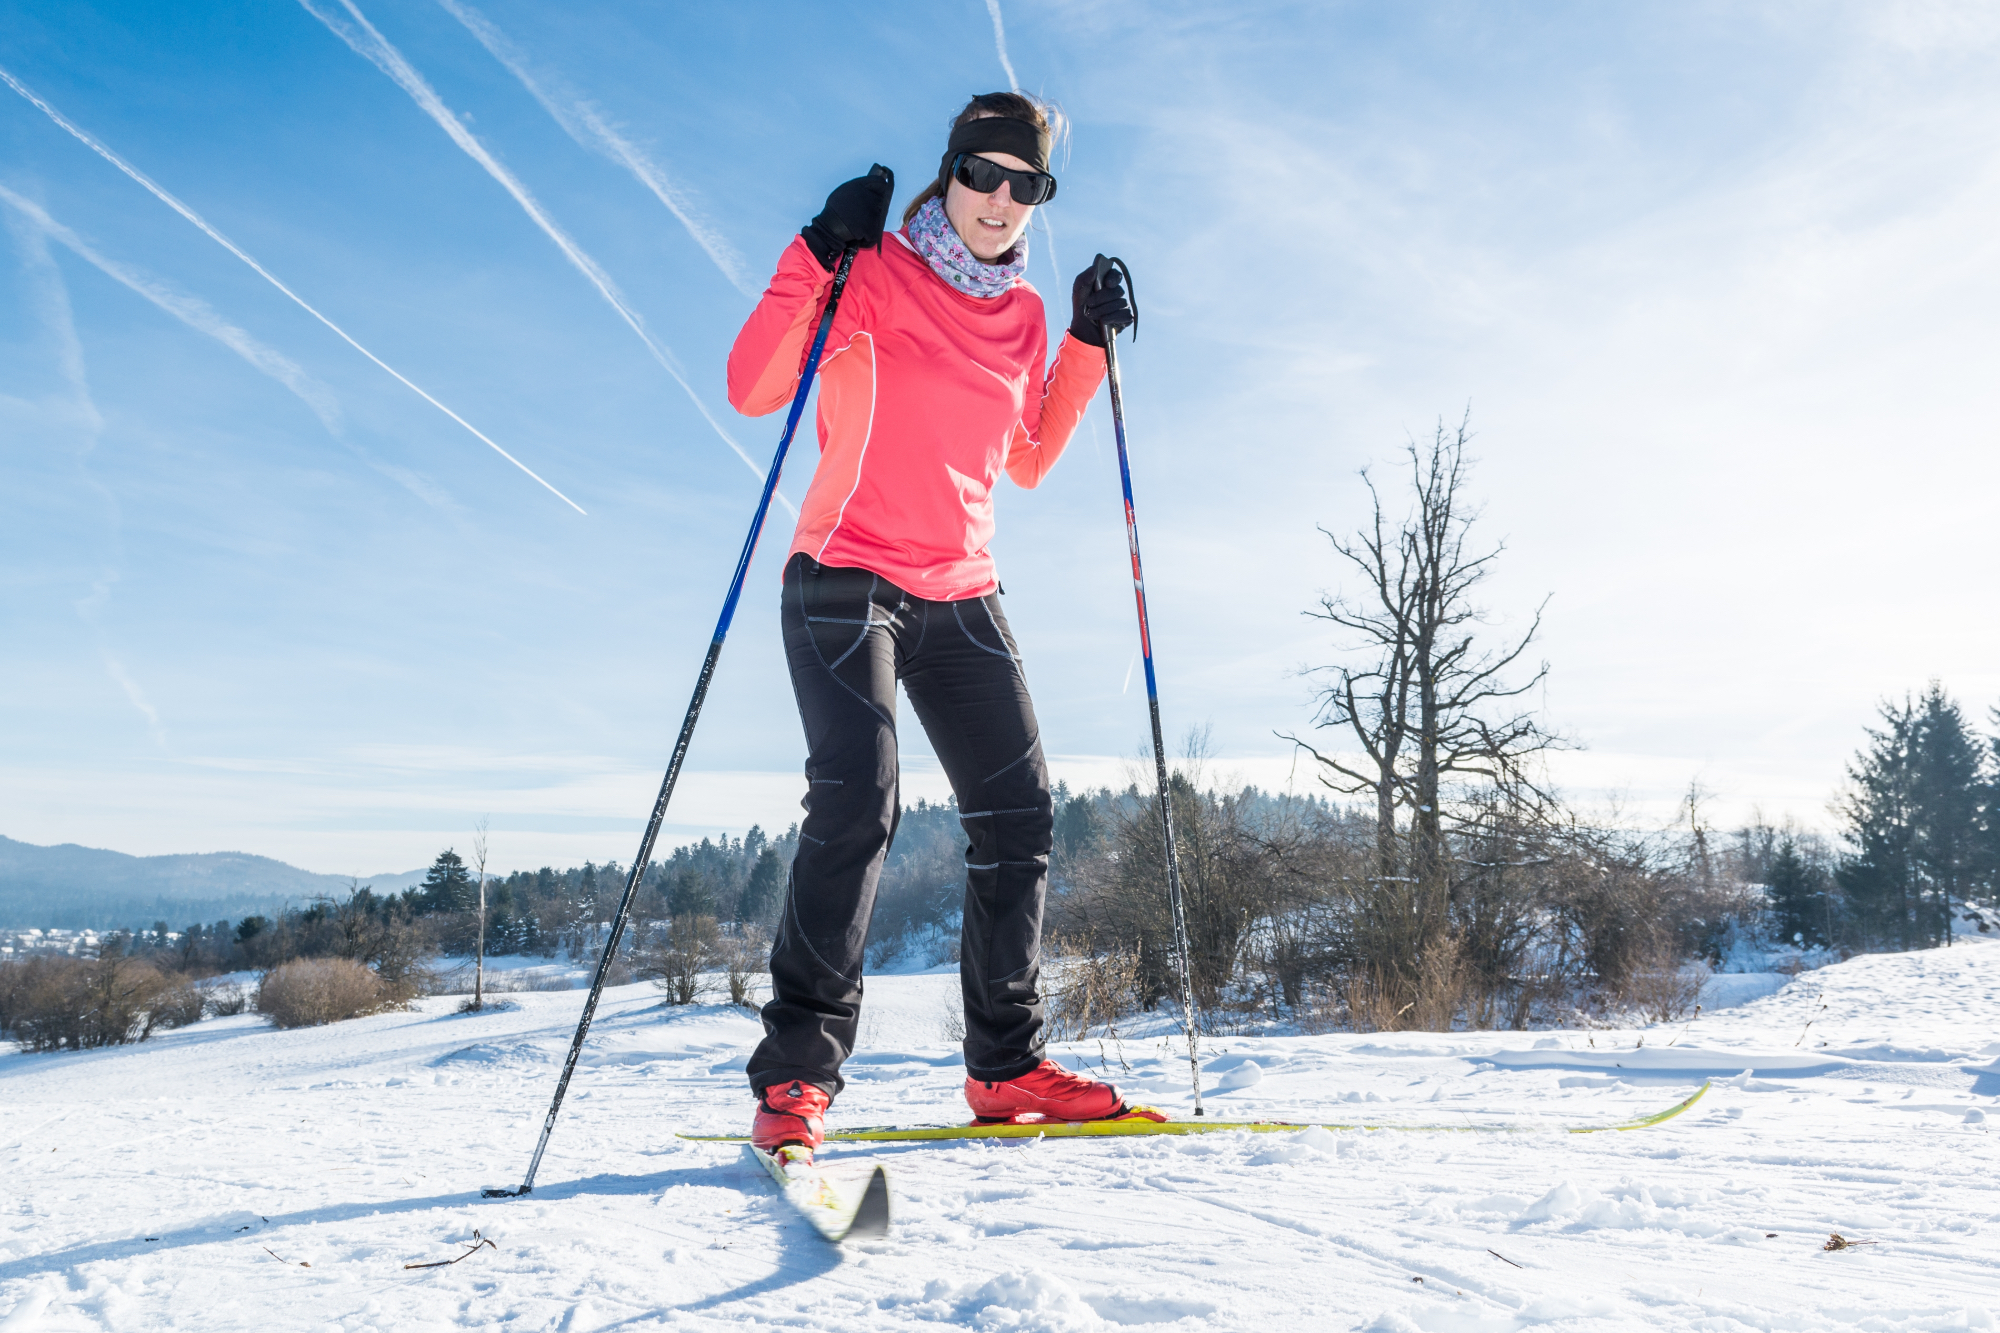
xmin=949 ymin=152 xmax=1058 ymax=205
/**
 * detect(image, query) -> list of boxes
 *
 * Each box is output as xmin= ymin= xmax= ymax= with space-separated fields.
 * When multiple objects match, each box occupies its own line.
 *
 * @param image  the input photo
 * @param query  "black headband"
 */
xmin=937 ymin=116 xmax=1052 ymax=191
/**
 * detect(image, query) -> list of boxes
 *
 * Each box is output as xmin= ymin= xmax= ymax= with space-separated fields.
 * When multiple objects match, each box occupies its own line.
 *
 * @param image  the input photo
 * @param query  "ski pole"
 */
xmin=1093 ymin=253 xmax=1205 ymax=1117
xmin=485 ymin=169 xmax=886 ymax=1199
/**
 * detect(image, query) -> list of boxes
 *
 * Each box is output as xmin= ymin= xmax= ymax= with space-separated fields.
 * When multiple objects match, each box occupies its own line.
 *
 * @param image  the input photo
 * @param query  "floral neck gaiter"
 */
xmin=903 ymin=194 xmax=1027 ymax=299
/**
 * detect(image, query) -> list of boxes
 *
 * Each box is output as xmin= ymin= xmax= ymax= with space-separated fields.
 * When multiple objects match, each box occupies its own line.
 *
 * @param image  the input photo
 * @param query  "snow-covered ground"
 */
xmin=3 ymin=942 xmax=1996 ymax=1331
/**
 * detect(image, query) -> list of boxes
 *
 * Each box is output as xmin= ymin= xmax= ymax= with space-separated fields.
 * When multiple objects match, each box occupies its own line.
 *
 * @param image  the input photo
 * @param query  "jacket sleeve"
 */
xmin=1004 ymin=332 xmax=1107 ymax=489
xmin=727 ymin=236 xmax=834 ymax=418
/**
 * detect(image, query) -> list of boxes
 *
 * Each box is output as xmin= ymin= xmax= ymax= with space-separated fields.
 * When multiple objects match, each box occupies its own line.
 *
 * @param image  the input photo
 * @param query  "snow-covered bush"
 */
xmin=256 ymin=957 xmax=387 ymax=1028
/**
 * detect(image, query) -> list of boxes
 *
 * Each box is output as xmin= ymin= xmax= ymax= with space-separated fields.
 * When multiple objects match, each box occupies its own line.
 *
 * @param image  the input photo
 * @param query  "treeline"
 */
xmin=0 ymin=825 xmax=800 ymax=1051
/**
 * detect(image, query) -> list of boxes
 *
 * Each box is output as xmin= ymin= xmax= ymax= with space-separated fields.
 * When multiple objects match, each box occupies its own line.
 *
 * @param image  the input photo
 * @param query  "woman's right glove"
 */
xmin=801 ymin=165 xmax=895 ymax=272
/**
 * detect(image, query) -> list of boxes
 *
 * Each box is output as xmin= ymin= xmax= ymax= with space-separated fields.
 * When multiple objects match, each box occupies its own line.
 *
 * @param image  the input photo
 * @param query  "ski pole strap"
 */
xmin=1091 ymin=253 xmax=1138 ymax=343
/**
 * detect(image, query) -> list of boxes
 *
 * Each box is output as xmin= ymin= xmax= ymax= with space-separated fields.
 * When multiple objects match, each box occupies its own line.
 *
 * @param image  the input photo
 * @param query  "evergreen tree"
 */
xmin=1911 ymin=687 xmax=1984 ymax=931
xmin=739 ymin=848 xmax=785 ymax=926
xmin=416 ymin=849 xmax=474 ymax=915
xmin=1837 ymin=685 xmax=1985 ymax=949
xmin=1053 ymin=784 xmax=1102 ymax=878
xmin=1766 ymin=836 xmax=1832 ymax=947
xmin=669 ymin=868 xmax=716 ymax=919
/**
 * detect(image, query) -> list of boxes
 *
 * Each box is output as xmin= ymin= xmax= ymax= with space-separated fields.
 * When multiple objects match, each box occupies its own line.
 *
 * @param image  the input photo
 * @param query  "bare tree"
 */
xmin=1283 ymin=414 xmax=1564 ymax=1012
xmin=471 ymin=817 xmax=489 ymax=1011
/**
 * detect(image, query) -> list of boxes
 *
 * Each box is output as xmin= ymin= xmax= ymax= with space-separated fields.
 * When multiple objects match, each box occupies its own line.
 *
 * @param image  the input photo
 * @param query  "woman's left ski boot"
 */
xmin=964 ymin=1059 xmax=1168 ymax=1124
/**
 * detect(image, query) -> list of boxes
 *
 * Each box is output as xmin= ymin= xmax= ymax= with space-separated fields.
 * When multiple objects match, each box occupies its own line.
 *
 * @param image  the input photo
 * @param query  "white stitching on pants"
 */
xmin=979 ymin=597 xmax=1020 ymax=663
xmin=799 ymin=572 xmax=894 ymax=728
xmin=984 ymin=742 xmax=1038 ymax=783
xmin=826 ymin=574 xmax=881 ymax=671
xmin=953 ymin=601 xmax=1015 ymax=660
xmin=782 ymin=874 xmax=860 ymax=985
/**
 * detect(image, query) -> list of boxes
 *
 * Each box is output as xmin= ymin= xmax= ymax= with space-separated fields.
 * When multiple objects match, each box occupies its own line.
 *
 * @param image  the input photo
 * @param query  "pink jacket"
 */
xmin=727 ymin=230 xmax=1105 ymax=601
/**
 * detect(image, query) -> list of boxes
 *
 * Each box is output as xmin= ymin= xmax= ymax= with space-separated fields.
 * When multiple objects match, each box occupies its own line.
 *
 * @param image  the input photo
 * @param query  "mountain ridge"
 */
xmin=0 ymin=835 xmax=427 ymax=930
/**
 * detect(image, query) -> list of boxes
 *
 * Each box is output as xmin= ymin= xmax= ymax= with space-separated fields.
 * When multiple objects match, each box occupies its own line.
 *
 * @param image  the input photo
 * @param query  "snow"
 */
xmin=3 ymin=942 xmax=1997 ymax=1331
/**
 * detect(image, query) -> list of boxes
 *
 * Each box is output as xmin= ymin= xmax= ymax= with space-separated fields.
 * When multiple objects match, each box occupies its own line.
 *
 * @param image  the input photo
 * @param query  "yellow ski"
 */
xmin=685 ymin=1082 xmax=1709 ymax=1146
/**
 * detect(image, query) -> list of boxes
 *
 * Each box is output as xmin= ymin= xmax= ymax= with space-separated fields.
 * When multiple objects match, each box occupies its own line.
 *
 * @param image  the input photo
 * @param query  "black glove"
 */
xmin=1069 ymin=260 xmax=1135 ymax=347
xmin=801 ymin=164 xmax=895 ymax=272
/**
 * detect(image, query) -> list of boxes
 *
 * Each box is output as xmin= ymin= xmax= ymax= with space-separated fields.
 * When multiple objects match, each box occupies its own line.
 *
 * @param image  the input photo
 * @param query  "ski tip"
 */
xmin=844 ymin=1166 xmax=892 ymax=1242
xmin=480 ymin=1184 xmax=529 ymax=1199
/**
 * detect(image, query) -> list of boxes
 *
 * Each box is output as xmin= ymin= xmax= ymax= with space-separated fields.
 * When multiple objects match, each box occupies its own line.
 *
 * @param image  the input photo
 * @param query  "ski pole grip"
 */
xmin=868 ymin=162 xmax=894 ymax=188
xmin=1092 ymin=252 xmax=1113 ymax=290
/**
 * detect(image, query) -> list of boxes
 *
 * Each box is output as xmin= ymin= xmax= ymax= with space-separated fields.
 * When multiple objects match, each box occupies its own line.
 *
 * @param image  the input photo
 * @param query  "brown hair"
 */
xmin=900 ymin=91 xmax=1065 ymax=226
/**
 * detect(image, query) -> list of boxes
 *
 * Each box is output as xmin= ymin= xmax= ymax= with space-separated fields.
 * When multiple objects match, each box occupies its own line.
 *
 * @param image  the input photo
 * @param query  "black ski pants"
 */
xmin=747 ymin=553 xmax=1052 ymax=1097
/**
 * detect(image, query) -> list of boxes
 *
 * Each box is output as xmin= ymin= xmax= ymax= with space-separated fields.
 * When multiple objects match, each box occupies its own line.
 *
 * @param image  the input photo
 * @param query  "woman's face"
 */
xmin=944 ymin=151 xmax=1036 ymax=262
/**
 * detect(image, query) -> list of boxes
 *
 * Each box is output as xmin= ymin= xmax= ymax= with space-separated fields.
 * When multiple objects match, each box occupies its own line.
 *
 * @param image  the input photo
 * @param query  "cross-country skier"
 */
xmin=726 ymin=92 xmax=1152 ymax=1160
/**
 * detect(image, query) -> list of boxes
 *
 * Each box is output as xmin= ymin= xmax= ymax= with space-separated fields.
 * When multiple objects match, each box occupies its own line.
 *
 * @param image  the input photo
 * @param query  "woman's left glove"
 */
xmin=1068 ymin=263 xmax=1134 ymax=347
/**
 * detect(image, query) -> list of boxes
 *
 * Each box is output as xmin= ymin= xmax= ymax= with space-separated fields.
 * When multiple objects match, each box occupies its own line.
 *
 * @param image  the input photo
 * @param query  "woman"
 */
xmin=726 ymin=92 xmax=1149 ymax=1159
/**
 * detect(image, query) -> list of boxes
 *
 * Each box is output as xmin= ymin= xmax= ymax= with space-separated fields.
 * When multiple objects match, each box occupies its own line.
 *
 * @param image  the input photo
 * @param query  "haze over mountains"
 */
xmin=0 ymin=836 xmax=427 ymax=930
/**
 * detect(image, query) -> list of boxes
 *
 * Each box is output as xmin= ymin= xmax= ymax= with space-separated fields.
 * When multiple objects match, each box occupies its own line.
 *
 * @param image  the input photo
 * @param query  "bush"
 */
xmin=1041 ymin=934 xmax=1142 ymax=1043
xmin=635 ymin=915 xmax=718 ymax=1005
xmin=257 ymin=958 xmax=387 ymax=1028
xmin=203 ymin=980 xmax=250 ymax=1016
xmin=717 ymin=926 xmax=767 ymax=1009
xmin=2 ymin=955 xmax=172 ymax=1052
xmin=151 ymin=977 xmax=207 ymax=1030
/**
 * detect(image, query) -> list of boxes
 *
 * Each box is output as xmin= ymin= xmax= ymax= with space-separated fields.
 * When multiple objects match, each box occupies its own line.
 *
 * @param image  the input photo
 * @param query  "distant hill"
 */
xmin=0 ymin=835 xmax=427 ymax=930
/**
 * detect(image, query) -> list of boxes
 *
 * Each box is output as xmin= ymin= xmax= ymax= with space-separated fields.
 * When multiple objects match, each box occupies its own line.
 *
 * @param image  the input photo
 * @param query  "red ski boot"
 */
xmin=752 ymin=1080 xmax=831 ymax=1158
xmin=964 ymin=1060 xmax=1166 ymax=1124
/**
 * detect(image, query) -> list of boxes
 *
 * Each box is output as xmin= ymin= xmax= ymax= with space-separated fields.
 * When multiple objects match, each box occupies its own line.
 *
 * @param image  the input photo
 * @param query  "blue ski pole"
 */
xmin=1093 ymin=253 xmax=1205 ymax=1116
xmin=486 ymin=169 xmax=886 ymax=1198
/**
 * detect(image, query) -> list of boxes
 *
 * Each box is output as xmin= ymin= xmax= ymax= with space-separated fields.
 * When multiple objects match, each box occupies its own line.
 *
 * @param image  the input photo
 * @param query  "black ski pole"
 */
xmin=1093 ymin=253 xmax=1205 ymax=1116
xmin=484 ymin=169 xmax=886 ymax=1198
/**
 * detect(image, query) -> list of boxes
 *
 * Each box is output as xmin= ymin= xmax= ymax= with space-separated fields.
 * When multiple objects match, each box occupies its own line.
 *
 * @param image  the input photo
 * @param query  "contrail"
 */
xmin=0 ymin=185 xmax=343 ymax=434
xmin=11 ymin=219 xmax=167 ymax=746
xmin=985 ymin=0 xmax=1021 ymax=90
xmin=433 ymin=0 xmax=755 ymax=298
xmin=1 ymin=186 xmax=457 ymax=512
xmin=0 ymin=62 xmax=585 ymax=515
xmin=979 ymin=1 xmax=1064 ymax=288
xmin=299 ymin=0 xmax=793 ymax=516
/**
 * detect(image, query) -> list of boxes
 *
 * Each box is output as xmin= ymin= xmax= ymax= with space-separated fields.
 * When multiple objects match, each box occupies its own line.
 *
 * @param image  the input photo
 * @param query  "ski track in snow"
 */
xmin=2 ymin=943 xmax=1995 ymax=1330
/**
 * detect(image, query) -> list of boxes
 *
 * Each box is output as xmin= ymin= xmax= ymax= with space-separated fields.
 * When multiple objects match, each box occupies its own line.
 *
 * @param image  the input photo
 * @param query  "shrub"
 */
xmin=151 ymin=977 xmax=207 ymax=1029
xmin=635 ymin=915 xmax=718 ymax=1005
xmin=3 ymin=955 xmax=171 ymax=1052
xmin=1041 ymin=933 xmax=1142 ymax=1043
xmin=203 ymin=980 xmax=250 ymax=1016
xmin=718 ymin=926 xmax=767 ymax=1009
xmin=256 ymin=958 xmax=387 ymax=1028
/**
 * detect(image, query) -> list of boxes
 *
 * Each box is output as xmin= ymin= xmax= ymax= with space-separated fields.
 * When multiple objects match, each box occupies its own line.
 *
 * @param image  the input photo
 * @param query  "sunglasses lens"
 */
xmin=953 ymin=155 xmax=1054 ymax=204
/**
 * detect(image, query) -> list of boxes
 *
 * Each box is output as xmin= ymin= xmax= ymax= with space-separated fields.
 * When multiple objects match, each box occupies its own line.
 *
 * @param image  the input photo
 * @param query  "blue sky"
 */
xmin=4 ymin=1 xmax=1997 ymax=876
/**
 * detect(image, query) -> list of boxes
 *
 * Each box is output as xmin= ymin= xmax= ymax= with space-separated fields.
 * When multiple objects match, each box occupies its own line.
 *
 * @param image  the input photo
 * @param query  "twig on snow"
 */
xmin=262 ymin=1247 xmax=309 ymax=1268
xmin=405 ymin=1229 xmax=498 ymax=1270
xmin=1794 ymin=989 xmax=1827 ymax=1048
xmin=1822 ymin=1233 xmax=1877 ymax=1252
xmin=1486 ymin=1248 xmax=1524 ymax=1268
